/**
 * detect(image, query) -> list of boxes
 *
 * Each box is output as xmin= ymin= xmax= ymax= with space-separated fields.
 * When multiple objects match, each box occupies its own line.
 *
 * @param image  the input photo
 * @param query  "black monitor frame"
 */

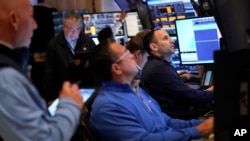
xmin=212 ymin=0 xmax=250 ymax=52
xmin=175 ymin=16 xmax=221 ymax=66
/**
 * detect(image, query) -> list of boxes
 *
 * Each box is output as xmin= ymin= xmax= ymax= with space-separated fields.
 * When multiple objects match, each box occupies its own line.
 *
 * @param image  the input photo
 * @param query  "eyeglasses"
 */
xmin=65 ymin=25 xmax=81 ymax=33
xmin=114 ymin=49 xmax=130 ymax=63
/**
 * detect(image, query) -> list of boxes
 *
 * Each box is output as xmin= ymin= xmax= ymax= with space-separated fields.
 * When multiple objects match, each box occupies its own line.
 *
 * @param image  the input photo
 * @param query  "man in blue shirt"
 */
xmin=0 ymin=0 xmax=83 ymax=140
xmin=89 ymin=38 xmax=213 ymax=141
xmin=140 ymin=29 xmax=214 ymax=119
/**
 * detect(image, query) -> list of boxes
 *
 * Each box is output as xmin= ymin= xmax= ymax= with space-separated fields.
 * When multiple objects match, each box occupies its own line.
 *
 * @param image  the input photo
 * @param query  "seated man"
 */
xmin=89 ymin=38 xmax=213 ymax=141
xmin=140 ymin=29 xmax=214 ymax=119
xmin=126 ymin=29 xmax=150 ymax=71
xmin=126 ymin=29 xmax=150 ymax=86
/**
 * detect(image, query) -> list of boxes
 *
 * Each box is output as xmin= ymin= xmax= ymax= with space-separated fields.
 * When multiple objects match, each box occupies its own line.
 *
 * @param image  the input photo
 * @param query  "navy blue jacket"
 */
xmin=140 ymin=55 xmax=214 ymax=118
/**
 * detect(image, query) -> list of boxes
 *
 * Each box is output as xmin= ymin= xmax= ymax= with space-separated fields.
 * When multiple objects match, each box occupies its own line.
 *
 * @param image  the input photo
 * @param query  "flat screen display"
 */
xmin=83 ymin=12 xmax=125 ymax=37
xmin=146 ymin=0 xmax=197 ymax=35
xmin=48 ymin=88 xmax=95 ymax=116
xmin=176 ymin=16 xmax=222 ymax=65
xmin=124 ymin=12 xmax=143 ymax=37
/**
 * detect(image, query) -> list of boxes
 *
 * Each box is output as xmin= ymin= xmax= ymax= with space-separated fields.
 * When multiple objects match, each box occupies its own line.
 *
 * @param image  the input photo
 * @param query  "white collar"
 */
xmin=137 ymin=65 xmax=142 ymax=70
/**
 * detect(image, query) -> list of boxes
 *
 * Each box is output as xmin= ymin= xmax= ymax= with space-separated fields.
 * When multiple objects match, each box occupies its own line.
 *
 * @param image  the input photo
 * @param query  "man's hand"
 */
xmin=205 ymin=85 xmax=214 ymax=91
xmin=196 ymin=116 xmax=214 ymax=137
xmin=73 ymin=59 xmax=81 ymax=66
xmin=120 ymin=11 xmax=127 ymax=21
xmin=59 ymin=81 xmax=83 ymax=108
xmin=178 ymin=70 xmax=193 ymax=80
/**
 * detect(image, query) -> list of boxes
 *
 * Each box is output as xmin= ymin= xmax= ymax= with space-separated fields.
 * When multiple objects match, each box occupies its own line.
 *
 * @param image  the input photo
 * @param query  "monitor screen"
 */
xmin=170 ymin=36 xmax=199 ymax=74
xmin=146 ymin=0 xmax=197 ymax=35
xmin=52 ymin=9 xmax=88 ymax=36
xmin=48 ymin=88 xmax=95 ymax=116
xmin=124 ymin=12 xmax=143 ymax=37
xmin=176 ymin=16 xmax=222 ymax=65
xmin=83 ymin=12 xmax=125 ymax=38
xmin=91 ymin=37 xmax=99 ymax=45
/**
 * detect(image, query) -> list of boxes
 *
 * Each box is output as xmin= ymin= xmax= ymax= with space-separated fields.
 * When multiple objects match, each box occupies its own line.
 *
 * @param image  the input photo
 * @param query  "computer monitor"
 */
xmin=124 ymin=12 xmax=143 ymax=37
xmin=170 ymin=36 xmax=199 ymax=74
xmin=48 ymin=88 xmax=96 ymax=116
xmin=146 ymin=0 xmax=197 ymax=35
xmin=52 ymin=9 xmax=88 ymax=36
xmin=176 ymin=16 xmax=222 ymax=65
xmin=83 ymin=12 xmax=125 ymax=38
xmin=91 ymin=37 xmax=99 ymax=45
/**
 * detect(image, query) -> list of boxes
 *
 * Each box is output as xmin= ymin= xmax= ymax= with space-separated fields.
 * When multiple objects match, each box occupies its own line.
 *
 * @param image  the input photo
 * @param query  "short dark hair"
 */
xmin=97 ymin=26 xmax=114 ymax=42
xmin=143 ymin=29 xmax=160 ymax=55
xmin=126 ymin=29 xmax=151 ymax=54
xmin=90 ymin=38 xmax=116 ymax=81
xmin=64 ymin=12 xmax=83 ymax=25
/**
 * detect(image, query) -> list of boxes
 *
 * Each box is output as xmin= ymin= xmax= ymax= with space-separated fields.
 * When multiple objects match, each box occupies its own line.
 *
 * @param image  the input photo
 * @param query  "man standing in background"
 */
xmin=44 ymin=12 xmax=96 ymax=103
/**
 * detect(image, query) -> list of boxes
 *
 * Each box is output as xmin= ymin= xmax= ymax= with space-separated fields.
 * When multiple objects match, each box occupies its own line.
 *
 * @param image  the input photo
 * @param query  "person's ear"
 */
xmin=9 ymin=11 xmax=19 ymax=31
xmin=135 ymin=50 xmax=141 ymax=58
xmin=111 ymin=64 xmax=122 ymax=75
xmin=149 ymin=43 xmax=158 ymax=52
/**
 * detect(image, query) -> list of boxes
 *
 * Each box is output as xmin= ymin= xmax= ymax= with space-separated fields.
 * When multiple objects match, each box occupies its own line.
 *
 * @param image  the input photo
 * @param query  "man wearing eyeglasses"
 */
xmin=44 ymin=12 xmax=96 ymax=104
xmin=89 ymin=38 xmax=213 ymax=141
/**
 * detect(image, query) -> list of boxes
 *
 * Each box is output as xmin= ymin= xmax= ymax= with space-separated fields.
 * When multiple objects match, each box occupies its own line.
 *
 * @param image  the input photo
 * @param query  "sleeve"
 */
xmin=0 ymin=68 xmax=81 ymax=141
xmin=156 ymin=63 xmax=213 ymax=103
xmin=90 ymin=103 xmax=202 ymax=141
xmin=111 ymin=21 xmax=122 ymax=36
xmin=162 ymin=112 xmax=204 ymax=129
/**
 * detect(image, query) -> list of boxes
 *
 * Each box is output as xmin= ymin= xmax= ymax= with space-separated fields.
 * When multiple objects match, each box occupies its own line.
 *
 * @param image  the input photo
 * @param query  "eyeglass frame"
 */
xmin=114 ymin=49 xmax=131 ymax=64
xmin=64 ymin=24 xmax=82 ymax=33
